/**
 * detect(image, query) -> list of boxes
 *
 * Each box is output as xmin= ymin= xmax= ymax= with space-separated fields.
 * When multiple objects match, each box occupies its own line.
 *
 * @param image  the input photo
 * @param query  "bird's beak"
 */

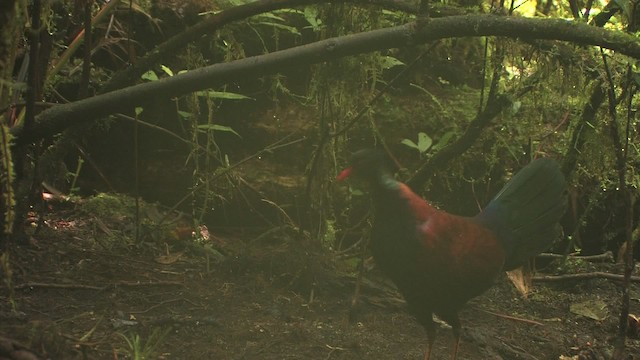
xmin=336 ymin=167 xmax=352 ymax=181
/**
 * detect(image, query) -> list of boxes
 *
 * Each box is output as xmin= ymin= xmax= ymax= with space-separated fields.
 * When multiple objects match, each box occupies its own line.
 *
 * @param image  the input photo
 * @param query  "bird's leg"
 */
xmin=449 ymin=316 xmax=461 ymax=360
xmin=423 ymin=321 xmax=435 ymax=360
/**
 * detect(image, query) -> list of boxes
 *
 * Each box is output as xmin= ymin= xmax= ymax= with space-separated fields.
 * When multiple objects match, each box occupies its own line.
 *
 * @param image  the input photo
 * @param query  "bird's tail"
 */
xmin=475 ymin=159 xmax=567 ymax=270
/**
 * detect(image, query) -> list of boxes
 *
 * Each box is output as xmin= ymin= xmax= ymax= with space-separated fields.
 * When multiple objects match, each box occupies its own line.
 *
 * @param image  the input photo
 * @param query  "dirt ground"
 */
xmin=0 ymin=200 xmax=639 ymax=360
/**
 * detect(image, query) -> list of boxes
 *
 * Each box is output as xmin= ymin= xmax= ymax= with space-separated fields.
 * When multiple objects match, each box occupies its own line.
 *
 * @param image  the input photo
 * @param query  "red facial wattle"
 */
xmin=336 ymin=167 xmax=352 ymax=181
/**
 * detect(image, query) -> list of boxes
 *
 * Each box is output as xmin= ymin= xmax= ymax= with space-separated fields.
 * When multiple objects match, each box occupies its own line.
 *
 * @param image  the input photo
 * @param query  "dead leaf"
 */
xmin=506 ymin=266 xmax=532 ymax=297
xmin=570 ymin=299 xmax=608 ymax=321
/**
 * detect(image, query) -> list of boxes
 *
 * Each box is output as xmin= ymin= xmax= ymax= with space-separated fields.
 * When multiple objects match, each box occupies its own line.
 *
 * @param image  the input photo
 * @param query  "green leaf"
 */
xmin=614 ymin=0 xmax=631 ymax=20
xmin=160 ymin=65 xmax=174 ymax=77
xmin=401 ymin=138 xmax=419 ymax=150
xmin=256 ymin=21 xmax=301 ymax=35
xmin=303 ymin=6 xmax=322 ymax=30
xmin=402 ymin=132 xmax=433 ymax=153
xmin=141 ymin=70 xmax=158 ymax=81
xmin=511 ymin=101 xmax=521 ymax=115
xmin=198 ymin=10 xmax=221 ymax=16
xmin=0 ymin=80 xmax=27 ymax=91
xmin=417 ymin=132 xmax=433 ymax=153
xmin=342 ymin=257 xmax=361 ymax=271
xmin=135 ymin=107 xmax=144 ymax=116
xmin=255 ymin=12 xmax=286 ymax=22
xmin=380 ymin=56 xmax=405 ymax=70
xmin=382 ymin=9 xmax=412 ymax=21
xmin=177 ymin=110 xmax=193 ymax=120
xmin=632 ymin=70 xmax=640 ymax=88
xmin=195 ymin=90 xmax=253 ymax=100
xmin=432 ymin=131 xmax=455 ymax=151
xmin=197 ymin=124 xmax=241 ymax=138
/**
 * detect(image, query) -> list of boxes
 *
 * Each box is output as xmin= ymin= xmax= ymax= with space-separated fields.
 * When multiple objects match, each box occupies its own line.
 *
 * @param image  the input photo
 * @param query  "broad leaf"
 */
xmin=197 ymin=124 xmax=241 ymax=138
xmin=141 ymin=70 xmax=158 ymax=81
xmin=380 ymin=56 xmax=405 ymax=70
xmin=432 ymin=131 xmax=455 ymax=151
xmin=401 ymin=138 xmax=419 ymax=150
xmin=417 ymin=132 xmax=433 ymax=153
xmin=195 ymin=90 xmax=253 ymax=100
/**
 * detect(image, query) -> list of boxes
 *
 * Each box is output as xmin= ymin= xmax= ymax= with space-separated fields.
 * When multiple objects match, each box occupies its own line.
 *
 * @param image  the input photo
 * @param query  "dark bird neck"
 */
xmin=367 ymin=173 xmax=427 ymax=276
xmin=367 ymin=172 xmax=411 ymax=218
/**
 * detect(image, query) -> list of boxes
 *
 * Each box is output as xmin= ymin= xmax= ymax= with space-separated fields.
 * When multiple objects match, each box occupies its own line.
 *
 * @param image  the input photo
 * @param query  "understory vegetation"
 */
xmin=0 ymin=0 xmax=639 ymax=359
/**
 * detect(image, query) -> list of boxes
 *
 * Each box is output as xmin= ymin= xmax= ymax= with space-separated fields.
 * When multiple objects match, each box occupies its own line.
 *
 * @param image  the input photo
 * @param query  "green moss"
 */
xmin=79 ymin=193 xmax=139 ymax=219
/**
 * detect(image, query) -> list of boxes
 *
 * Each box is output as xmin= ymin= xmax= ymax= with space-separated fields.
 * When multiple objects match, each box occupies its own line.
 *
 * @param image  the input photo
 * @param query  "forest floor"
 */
xmin=0 ymin=196 xmax=639 ymax=360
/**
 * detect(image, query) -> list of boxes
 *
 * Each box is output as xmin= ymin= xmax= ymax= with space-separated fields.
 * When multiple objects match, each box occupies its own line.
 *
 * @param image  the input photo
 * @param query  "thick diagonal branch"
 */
xmin=14 ymin=15 xmax=640 ymax=145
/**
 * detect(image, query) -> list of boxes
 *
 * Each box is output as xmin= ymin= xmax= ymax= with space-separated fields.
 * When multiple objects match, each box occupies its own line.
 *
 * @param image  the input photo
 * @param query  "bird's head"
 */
xmin=337 ymin=149 xmax=393 ymax=183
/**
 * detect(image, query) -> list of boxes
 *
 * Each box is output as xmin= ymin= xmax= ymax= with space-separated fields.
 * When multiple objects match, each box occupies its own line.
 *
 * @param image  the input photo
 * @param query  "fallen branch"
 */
xmin=533 ymin=272 xmax=640 ymax=283
xmin=13 ymin=280 xmax=183 ymax=291
xmin=112 ymin=280 xmax=183 ymax=287
xmin=536 ymin=251 xmax=614 ymax=262
xmin=14 ymin=282 xmax=103 ymax=290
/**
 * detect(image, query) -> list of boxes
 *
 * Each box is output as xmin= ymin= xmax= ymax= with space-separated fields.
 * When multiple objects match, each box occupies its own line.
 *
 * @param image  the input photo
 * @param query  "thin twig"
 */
xmin=14 ymin=282 xmax=104 ymax=291
xmin=478 ymin=308 xmax=545 ymax=326
xmin=129 ymin=298 xmax=184 ymax=314
xmin=536 ymin=251 xmax=614 ymax=262
xmin=14 ymin=280 xmax=183 ymax=291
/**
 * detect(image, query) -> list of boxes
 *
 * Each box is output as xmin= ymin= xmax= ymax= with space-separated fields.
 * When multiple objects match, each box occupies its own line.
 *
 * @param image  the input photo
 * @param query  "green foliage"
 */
xmin=80 ymin=193 xmax=139 ymax=219
xmin=197 ymin=124 xmax=242 ymax=138
xmin=401 ymin=130 xmax=455 ymax=158
xmin=118 ymin=327 xmax=171 ymax=360
xmin=140 ymin=70 xmax=158 ymax=81
xmin=253 ymin=12 xmax=301 ymax=36
xmin=160 ymin=64 xmax=174 ymax=77
xmin=303 ymin=6 xmax=323 ymax=31
xmin=321 ymin=219 xmax=337 ymax=250
xmin=227 ymin=0 xmax=254 ymax=6
xmin=67 ymin=156 xmax=84 ymax=196
xmin=195 ymin=90 xmax=253 ymax=101
xmin=401 ymin=132 xmax=433 ymax=154
xmin=0 ymin=124 xmax=15 ymax=234
xmin=143 ymin=53 xmax=254 ymax=226
xmin=552 ymin=257 xmax=592 ymax=275
xmin=10 ymin=0 xmax=639 ymax=261
xmin=379 ymin=56 xmax=405 ymax=70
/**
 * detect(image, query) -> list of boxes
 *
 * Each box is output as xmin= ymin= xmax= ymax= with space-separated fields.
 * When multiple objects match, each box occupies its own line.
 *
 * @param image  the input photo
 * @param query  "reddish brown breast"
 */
xmin=395 ymin=183 xmax=506 ymax=312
